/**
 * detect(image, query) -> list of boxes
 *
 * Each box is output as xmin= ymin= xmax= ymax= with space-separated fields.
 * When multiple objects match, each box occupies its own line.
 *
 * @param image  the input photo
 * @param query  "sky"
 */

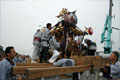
xmin=0 ymin=0 xmax=120 ymax=56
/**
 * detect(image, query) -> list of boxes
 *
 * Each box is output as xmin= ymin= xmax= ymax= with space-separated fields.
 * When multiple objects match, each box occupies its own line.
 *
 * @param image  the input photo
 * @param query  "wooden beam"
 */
xmin=102 ymin=58 xmax=110 ymax=65
xmin=94 ymin=65 xmax=104 ymax=69
xmin=25 ymin=65 xmax=104 ymax=80
xmin=11 ymin=66 xmax=54 ymax=75
xmin=74 ymin=56 xmax=102 ymax=66
xmin=12 ymin=56 xmax=109 ymax=75
xmin=16 ymin=63 xmax=52 ymax=66
xmin=11 ymin=56 xmax=110 ymax=80
xmin=11 ymin=64 xmax=104 ymax=79
xmin=25 ymin=65 xmax=91 ymax=80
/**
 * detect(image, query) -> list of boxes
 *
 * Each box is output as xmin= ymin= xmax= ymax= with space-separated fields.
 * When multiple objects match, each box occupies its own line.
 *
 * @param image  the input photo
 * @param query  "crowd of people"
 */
xmin=0 ymin=48 xmax=31 ymax=64
xmin=0 ymin=46 xmax=120 ymax=80
xmin=0 ymin=22 xmax=120 ymax=80
xmin=32 ymin=23 xmax=97 ymax=64
xmin=13 ymin=54 xmax=31 ymax=63
xmin=32 ymin=23 xmax=53 ymax=63
xmin=0 ymin=46 xmax=33 ymax=80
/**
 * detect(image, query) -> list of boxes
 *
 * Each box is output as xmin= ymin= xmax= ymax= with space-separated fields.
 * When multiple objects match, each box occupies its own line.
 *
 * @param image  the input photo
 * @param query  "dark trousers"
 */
xmin=72 ymin=73 xmax=78 ymax=80
xmin=88 ymin=50 xmax=96 ymax=56
xmin=66 ymin=50 xmax=71 ymax=58
xmin=40 ymin=47 xmax=49 ymax=63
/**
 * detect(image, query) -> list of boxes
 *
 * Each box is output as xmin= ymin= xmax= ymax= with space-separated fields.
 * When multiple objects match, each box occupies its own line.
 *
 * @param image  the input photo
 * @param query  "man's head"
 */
xmin=16 ymin=54 xmax=20 ymax=58
xmin=47 ymin=23 xmax=52 ymax=30
xmin=55 ymin=34 xmax=60 ymax=41
xmin=37 ymin=29 xmax=40 ymax=32
xmin=0 ymin=54 xmax=5 ymax=61
xmin=5 ymin=46 xmax=16 ymax=59
xmin=110 ymin=51 xmax=119 ymax=62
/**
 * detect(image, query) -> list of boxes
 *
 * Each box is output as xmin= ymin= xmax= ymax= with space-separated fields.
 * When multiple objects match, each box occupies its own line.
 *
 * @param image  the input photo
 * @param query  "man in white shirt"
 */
xmin=32 ymin=29 xmax=42 ymax=61
xmin=40 ymin=23 xmax=52 ymax=63
xmin=104 ymin=52 xmax=120 ymax=80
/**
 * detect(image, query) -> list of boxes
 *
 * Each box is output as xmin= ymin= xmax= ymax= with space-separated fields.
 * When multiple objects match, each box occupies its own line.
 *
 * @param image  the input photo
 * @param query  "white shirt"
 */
xmin=41 ymin=28 xmax=51 ymax=47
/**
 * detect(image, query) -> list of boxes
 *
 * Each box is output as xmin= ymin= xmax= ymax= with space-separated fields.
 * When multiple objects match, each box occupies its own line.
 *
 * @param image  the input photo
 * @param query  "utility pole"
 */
xmin=0 ymin=0 xmax=1 ymax=45
xmin=101 ymin=0 xmax=113 ymax=54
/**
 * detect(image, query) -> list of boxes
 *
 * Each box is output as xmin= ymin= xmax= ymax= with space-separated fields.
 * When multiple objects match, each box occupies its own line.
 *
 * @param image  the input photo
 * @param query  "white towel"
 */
xmin=48 ymin=50 xmax=60 ymax=63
